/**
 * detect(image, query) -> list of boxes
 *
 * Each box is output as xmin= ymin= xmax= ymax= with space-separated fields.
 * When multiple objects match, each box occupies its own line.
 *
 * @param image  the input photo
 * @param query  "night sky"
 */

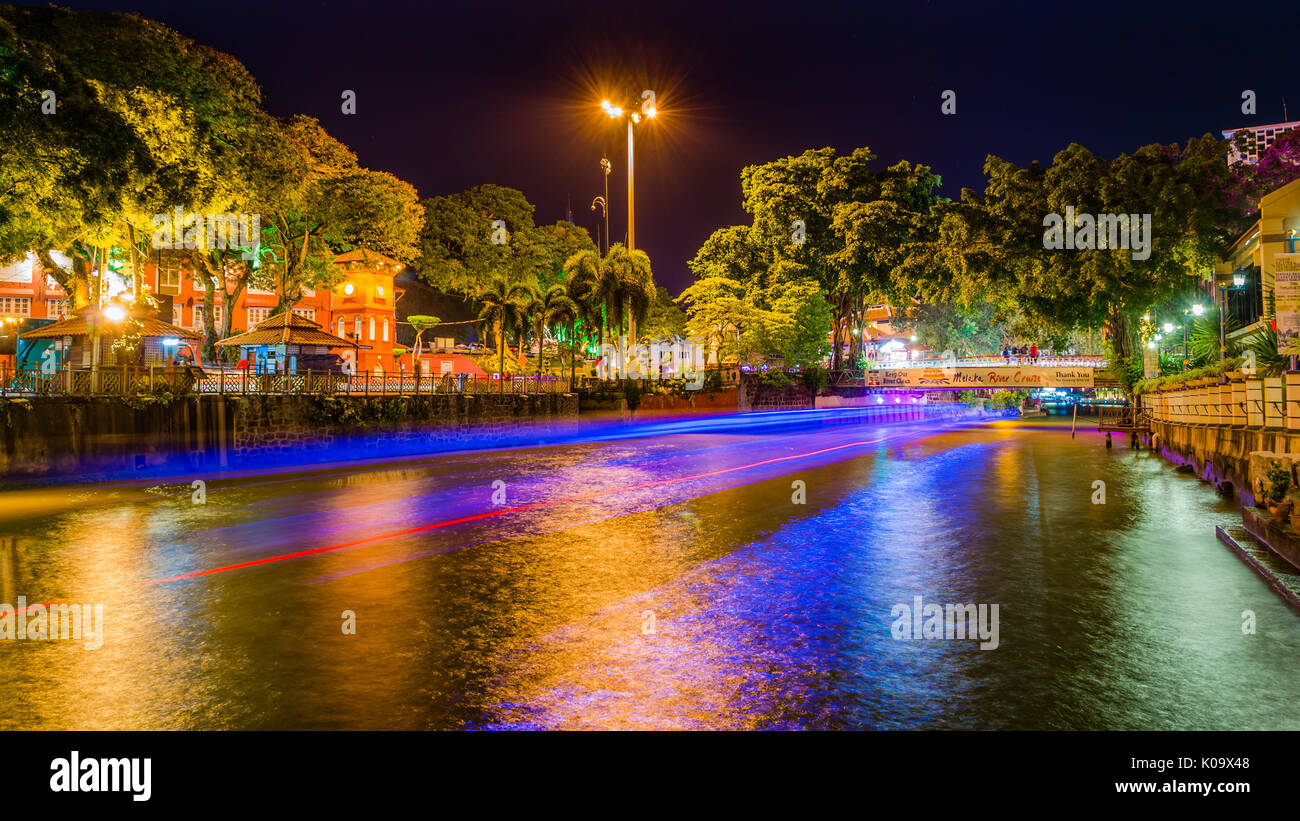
xmin=56 ymin=0 xmax=1300 ymax=293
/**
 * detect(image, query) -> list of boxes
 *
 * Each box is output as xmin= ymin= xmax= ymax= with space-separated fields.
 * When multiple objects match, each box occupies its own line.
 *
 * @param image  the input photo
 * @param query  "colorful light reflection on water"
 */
xmin=1 ymin=415 xmax=1297 ymax=729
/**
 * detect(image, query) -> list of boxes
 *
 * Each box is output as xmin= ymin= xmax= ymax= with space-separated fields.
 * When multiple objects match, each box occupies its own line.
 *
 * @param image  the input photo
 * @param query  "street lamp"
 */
xmin=1217 ymin=271 xmax=1248 ymax=363
xmin=1182 ymin=303 xmax=1204 ymax=370
xmin=600 ymin=91 xmax=657 ymax=251
xmin=590 ymin=156 xmax=611 ymax=256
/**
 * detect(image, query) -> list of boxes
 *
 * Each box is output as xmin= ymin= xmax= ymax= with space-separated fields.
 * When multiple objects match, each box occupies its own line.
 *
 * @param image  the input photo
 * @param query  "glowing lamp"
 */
xmin=1192 ymin=303 xmax=1204 ymax=316
xmin=103 ymin=305 xmax=126 ymax=322
xmin=343 ymin=283 xmax=355 ymax=295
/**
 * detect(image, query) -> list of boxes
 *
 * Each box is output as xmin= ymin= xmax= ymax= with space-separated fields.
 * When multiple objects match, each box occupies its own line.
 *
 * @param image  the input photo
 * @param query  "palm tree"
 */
xmin=564 ymin=245 xmax=656 ymax=378
xmin=602 ymin=244 xmax=656 ymax=376
xmin=564 ymin=249 xmax=604 ymax=345
xmin=476 ymin=276 xmax=530 ymax=391
xmin=526 ymin=284 xmax=578 ymax=380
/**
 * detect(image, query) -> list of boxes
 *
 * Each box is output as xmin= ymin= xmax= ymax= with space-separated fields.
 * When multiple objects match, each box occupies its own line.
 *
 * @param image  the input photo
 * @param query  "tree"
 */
xmin=417 ymin=184 xmax=538 ymax=297
xmin=406 ymin=314 xmax=441 ymax=362
xmin=525 ymin=285 xmax=577 ymax=377
xmin=1233 ymin=126 xmax=1300 ymax=199
xmin=1 ymin=5 xmax=260 ymax=310
xmin=523 ymin=220 xmax=597 ymax=291
xmin=260 ymin=115 xmax=422 ymax=316
xmin=641 ymin=285 xmax=687 ymax=342
xmin=893 ymin=302 xmax=1005 ymax=358
xmin=739 ymin=147 xmax=878 ymax=369
xmin=935 ymin=136 xmax=1250 ymax=389
xmin=676 ymin=276 xmax=756 ymax=365
xmin=596 ymin=244 xmax=655 ymax=376
xmin=563 ymin=247 xmax=604 ymax=346
xmin=476 ymin=275 xmax=530 ymax=388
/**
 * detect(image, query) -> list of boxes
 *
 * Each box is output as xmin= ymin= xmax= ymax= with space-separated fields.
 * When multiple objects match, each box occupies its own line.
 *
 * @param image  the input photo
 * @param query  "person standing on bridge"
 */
xmin=1030 ymin=343 xmax=1038 ymax=365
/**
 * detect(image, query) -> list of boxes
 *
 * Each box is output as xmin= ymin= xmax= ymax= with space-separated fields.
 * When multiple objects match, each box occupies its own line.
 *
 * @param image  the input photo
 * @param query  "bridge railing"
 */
xmin=876 ymin=354 xmax=1107 ymax=370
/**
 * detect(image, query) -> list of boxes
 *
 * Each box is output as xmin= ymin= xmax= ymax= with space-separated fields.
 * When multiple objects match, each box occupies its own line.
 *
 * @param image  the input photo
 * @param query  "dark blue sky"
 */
xmin=59 ymin=0 xmax=1297 ymax=293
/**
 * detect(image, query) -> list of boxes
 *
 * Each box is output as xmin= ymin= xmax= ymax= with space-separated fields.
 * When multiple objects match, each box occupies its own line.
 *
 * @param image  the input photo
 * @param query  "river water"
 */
xmin=1 ymin=413 xmax=1296 ymax=729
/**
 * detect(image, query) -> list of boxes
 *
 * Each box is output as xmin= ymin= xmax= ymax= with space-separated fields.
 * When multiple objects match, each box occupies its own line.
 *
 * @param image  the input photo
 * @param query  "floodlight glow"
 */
xmin=103 ymin=305 xmax=126 ymax=322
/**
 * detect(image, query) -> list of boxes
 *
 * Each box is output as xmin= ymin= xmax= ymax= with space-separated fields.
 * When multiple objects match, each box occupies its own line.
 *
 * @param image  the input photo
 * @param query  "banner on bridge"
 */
xmin=866 ymin=367 xmax=1095 ymax=389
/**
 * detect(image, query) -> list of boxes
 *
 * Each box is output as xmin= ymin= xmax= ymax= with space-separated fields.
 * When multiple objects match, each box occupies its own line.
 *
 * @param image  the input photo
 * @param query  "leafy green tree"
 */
xmin=525 ymin=285 xmax=577 ymax=377
xmin=417 ymin=184 xmax=538 ymax=296
xmin=1 ymin=5 xmax=259 ymax=309
xmin=476 ymin=275 xmax=530 ymax=387
xmin=524 ymin=220 xmax=597 ymax=291
xmin=641 ymin=285 xmax=687 ymax=341
xmin=261 ymin=115 xmax=422 ymax=316
xmin=934 ymin=136 xmax=1249 ymax=388
xmin=406 ymin=314 xmax=441 ymax=360
xmin=676 ymin=276 xmax=756 ymax=365
xmin=894 ymin=302 xmax=1006 ymax=357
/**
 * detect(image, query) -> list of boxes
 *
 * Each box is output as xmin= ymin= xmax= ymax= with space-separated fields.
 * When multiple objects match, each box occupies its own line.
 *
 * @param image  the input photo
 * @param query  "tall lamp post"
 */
xmin=600 ymin=91 xmax=657 ymax=251
xmin=590 ymin=157 xmax=611 ymax=257
xmin=1183 ymin=302 xmax=1204 ymax=369
xmin=1217 ymin=271 xmax=1248 ymax=362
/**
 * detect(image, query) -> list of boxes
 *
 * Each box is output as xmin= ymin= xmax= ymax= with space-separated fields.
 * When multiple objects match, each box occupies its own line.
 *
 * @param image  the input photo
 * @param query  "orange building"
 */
xmin=1 ymin=248 xmax=408 ymax=373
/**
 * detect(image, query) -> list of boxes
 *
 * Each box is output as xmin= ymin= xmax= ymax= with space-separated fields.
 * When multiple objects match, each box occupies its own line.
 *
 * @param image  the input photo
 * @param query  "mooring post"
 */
xmin=1105 ymin=431 xmax=1113 ymax=448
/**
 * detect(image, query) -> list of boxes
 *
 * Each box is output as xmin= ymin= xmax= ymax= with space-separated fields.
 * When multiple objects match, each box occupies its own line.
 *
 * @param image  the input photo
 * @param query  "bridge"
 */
xmin=832 ymin=355 xmax=1117 ymax=390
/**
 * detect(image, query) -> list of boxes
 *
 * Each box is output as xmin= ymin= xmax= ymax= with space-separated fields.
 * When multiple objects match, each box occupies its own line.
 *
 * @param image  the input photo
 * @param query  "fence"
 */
xmin=1138 ymin=374 xmax=1300 ymax=432
xmin=879 ymin=354 xmax=1107 ymax=369
xmin=0 ymin=365 xmax=572 ymax=398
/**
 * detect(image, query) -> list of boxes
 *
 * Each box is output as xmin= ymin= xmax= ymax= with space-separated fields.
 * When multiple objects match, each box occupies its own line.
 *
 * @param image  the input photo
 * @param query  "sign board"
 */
xmin=1143 ymin=345 xmax=1159 ymax=380
xmin=865 ymin=367 xmax=1096 ymax=389
xmin=1274 ymin=253 xmax=1300 ymax=355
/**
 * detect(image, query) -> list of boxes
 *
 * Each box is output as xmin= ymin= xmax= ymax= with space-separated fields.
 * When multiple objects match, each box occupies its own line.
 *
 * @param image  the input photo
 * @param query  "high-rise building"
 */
xmin=1222 ymin=120 xmax=1300 ymax=164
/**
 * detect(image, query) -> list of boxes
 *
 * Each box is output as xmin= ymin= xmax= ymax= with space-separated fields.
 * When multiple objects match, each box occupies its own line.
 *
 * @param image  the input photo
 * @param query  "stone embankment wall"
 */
xmin=1148 ymin=420 xmax=1299 ymax=508
xmin=0 ymin=393 xmax=578 ymax=482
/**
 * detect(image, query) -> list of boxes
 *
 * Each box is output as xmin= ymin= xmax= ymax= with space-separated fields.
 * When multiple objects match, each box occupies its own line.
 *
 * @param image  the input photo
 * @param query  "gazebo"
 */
xmin=18 ymin=305 xmax=202 ymax=367
xmin=216 ymin=311 xmax=358 ymax=374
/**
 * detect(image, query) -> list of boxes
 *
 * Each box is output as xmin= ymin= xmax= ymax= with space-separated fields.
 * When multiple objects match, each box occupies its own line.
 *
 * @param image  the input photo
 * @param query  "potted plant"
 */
xmin=1267 ymin=463 xmax=1292 ymax=520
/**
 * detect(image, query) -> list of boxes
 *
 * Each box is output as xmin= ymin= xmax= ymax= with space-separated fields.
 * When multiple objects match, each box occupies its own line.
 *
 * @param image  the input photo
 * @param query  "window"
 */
xmin=248 ymin=307 xmax=272 ymax=327
xmin=338 ymin=317 xmax=346 ymax=338
xmin=0 ymin=297 xmax=32 ymax=317
xmin=46 ymin=299 xmax=70 ymax=319
xmin=354 ymin=316 xmax=362 ymax=340
xmin=382 ymin=318 xmax=388 ymax=342
xmin=369 ymin=316 xmax=376 ymax=340
xmin=193 ymin=303 xmax=222 ymax=326
xmin=157 ymin=253 xmax=182 ymax=294
xmin=293 ymin=308 xmax=316 ymax=322
xmin=173 ymin=305 xmax=183 ymax=327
